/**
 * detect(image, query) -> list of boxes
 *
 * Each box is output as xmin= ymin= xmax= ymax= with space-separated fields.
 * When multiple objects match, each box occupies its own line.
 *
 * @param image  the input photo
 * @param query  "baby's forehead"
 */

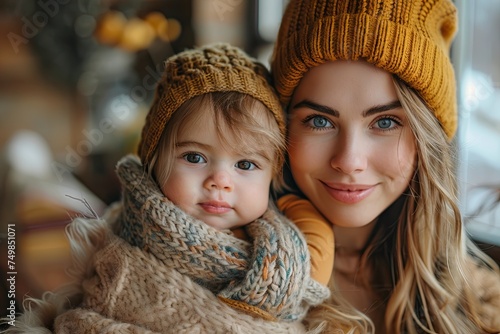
xmin=218 ymin=131 xmax=276 ymax=158
xmin=178 ymin=114 xmax=275 ymax=150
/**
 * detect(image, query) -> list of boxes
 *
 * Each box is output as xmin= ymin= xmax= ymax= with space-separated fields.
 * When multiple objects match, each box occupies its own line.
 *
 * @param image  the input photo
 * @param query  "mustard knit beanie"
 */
xmin=138 ymin=43 xmax=285 ymax=165
xmin=271 ymin=0 xmax=458 ymax=139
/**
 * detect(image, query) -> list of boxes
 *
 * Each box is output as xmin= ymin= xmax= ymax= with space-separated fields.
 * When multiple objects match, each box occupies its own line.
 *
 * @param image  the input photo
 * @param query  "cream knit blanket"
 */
xmin=54 ymin=225 xmax=308 ymax=333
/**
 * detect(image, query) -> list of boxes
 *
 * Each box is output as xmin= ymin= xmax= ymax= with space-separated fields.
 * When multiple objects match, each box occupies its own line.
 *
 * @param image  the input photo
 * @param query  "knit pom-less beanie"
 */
xmin=271 ymin=0 xmax=458 ymax=139
xmin=139 ymin=43 xmax=285 ymax=165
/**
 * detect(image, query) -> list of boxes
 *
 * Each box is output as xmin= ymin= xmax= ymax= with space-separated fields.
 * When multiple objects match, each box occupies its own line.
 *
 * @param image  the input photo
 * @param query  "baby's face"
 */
xmin=158 ymin=109 xmax=274 ymax=230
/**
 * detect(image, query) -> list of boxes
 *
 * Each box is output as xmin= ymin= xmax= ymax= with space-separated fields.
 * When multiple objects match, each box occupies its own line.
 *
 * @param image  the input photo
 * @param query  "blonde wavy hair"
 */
xmin=295 ymin=78 xmax=500 ymax=334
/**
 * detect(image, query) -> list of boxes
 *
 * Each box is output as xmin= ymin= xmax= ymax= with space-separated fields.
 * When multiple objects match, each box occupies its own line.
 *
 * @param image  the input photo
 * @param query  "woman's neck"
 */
xmin=332 ymin=220 xmax=388 ymax=333
xmin=333 ymin=220 xmax=377 ymax=256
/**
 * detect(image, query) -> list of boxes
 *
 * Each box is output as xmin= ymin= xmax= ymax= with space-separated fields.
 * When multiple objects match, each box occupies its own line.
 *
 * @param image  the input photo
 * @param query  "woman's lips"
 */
xmin=199 ymin=201 xmax=232 ymax=214
xmin=321 ymin=182 xmax=375 ymax=204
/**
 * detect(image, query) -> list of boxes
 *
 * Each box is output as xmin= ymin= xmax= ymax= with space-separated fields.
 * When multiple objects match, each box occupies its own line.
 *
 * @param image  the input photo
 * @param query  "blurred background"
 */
xmin=0 ymin=0 xmax=499 ymax=321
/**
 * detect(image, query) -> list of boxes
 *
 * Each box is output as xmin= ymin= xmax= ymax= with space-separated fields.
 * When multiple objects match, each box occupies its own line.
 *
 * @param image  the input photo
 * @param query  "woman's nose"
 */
xmin=330 ymin=132 xmax=367 ymax=174
xmin=204 ymin=169 xmax=234 ymax=191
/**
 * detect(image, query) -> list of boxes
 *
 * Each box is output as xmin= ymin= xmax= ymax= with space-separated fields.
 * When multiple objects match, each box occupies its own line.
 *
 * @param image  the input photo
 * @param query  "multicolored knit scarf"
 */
xmin=114 ymin=155 xmax=329 ymax=321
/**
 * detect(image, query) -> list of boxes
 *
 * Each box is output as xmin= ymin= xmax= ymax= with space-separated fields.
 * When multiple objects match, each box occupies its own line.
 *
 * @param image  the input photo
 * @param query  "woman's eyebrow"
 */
xmin=292 ymin=99 xmax=339 ymax=117
xmin=292 ymin=99 xmax=402 ymax=118
xmin=363 ymin=100 xmax=402 ymax=117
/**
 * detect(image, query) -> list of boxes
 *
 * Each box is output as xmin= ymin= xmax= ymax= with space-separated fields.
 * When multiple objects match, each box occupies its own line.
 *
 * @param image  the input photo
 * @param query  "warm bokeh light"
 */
xmin=94 ymin=10 xmax=127 ymax=45
xmin=94 ymin=10 xmax=182 ymax=51
xmin=119 ymin=17 xmax=156 ymax=52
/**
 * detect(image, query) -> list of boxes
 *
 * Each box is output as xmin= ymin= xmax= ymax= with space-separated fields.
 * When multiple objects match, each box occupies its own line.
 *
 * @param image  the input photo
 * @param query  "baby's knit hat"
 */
xmin=139 ymin=43 xmax=285 ymax=165
xmin=271 ymin=0 xmax=458 ymax=139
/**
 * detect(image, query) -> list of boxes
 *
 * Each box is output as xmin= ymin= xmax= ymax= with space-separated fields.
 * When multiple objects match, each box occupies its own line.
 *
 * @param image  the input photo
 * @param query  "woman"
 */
xmin=271 ymin=0 xmax=500 ymax=333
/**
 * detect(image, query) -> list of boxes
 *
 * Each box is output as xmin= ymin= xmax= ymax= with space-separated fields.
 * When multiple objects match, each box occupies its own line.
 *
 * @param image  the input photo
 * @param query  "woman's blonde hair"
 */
xmin=146 ymin=91 xmax=286 ymax=190
xmin=301 ymin=78 xmax=500 ymax=334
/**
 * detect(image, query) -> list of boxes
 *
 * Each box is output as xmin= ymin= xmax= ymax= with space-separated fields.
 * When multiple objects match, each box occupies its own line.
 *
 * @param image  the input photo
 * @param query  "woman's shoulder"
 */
xmin=466 ymin=256 xmax=500 ymax=293
xmin=466 ymin=256 xmax=500 ymax=329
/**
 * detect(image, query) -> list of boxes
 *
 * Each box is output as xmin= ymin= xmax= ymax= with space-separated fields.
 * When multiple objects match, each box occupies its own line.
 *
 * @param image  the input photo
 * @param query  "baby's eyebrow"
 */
xmin=238 ymin=147 xmax=273 ymax=162
xmin=177 ymin=141 xmax=273 ymax=163
xmin=176 ymin=141 xmax=210 ymax=149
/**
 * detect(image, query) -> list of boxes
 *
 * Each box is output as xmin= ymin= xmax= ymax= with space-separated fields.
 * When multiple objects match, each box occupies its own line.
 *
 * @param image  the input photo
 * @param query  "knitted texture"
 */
xmin=271 ymin=0 xmax=458 ymax=139
xmin=115 ymin=155 xmax=329 ymax=321
xmin=138 ymin=43 xmax=285 ymax=165
xmin=54 ymin=221 xmax=307 ymax=333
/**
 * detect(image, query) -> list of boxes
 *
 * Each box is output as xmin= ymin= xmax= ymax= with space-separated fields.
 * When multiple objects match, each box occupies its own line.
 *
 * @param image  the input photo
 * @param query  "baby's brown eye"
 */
xmin=236 ymin=161 xmax=256 ymax=170
xmin=183 ymin=153 xmax=205 ymax=164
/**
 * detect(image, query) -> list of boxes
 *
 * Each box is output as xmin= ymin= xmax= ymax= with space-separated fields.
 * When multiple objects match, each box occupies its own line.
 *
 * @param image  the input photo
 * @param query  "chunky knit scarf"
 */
xmin=115 ymin=155 xmax=328 ymax=321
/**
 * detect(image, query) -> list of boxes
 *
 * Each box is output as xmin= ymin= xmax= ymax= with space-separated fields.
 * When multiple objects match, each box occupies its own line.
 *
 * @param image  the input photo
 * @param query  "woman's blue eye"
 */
xmin=377 ymin=118 xmax=393 ymax=129
xmin=373 ymin=117 xmax=401 ymax=130
xmin=310 ymin=116 xmax=332 ymax=128
xmin=236 ymin=160 xmax=256 ymax=170
xmin=184 ymin=153 xmax=206 ymax=164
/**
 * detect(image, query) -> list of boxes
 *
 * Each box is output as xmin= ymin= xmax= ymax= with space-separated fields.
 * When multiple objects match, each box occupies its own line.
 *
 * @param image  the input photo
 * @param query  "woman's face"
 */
xmin=287 ymin=60 xmax=416 ymax=228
